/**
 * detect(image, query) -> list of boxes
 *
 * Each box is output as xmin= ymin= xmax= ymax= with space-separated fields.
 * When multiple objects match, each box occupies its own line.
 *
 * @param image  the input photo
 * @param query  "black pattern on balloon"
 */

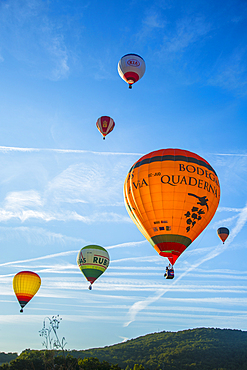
xmin=188 ymin=194 xmax=209 ymax=210
xmin=184 ymin=194 xmax=209 ymax=232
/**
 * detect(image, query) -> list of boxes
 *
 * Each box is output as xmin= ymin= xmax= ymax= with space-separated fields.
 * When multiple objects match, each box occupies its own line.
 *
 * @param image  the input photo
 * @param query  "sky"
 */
xmin=0 ymin=0 xmax=247 ymax=355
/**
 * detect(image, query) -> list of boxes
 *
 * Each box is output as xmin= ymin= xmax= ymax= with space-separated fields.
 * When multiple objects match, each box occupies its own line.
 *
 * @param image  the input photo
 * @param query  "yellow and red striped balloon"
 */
xmin=13 ymin=271 xmax=41 ymax=313
xmin=124 ymin=148 xmax=220 ymax=265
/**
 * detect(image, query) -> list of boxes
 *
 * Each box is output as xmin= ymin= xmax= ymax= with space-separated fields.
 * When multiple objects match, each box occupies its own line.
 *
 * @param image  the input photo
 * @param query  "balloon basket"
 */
xmin=164 ymin=266 xmax=174 ymax=279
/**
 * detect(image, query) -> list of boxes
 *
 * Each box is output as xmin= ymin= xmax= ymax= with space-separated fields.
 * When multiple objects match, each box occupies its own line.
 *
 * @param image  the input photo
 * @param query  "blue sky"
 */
xmin=0 ymin=0 xmax=247 ymax=354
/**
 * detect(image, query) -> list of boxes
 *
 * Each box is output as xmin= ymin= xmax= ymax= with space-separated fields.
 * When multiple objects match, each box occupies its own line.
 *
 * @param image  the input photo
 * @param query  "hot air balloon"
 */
xmin=13 ymin=271 xmax=41 ymax=313
xmin=124 ymin=148 xmax=220 ymax=278
xmin=77 ymin=245 xmax=110 ymax=289
xmin=96 ymin=116 xmax=115 ymax=140
xmin=217 ymin=227 xmax=229 ymax=243
xmin=118 ymin=54 xmax=146 ymax=89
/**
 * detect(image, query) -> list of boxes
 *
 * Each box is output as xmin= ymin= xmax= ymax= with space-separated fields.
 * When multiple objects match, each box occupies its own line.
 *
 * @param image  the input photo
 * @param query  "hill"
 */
xmin=1 ymin=328 xmax=247 ymax=369
xmin=67 ymin=327 xmax=247 ymax=369
xmin=0 ymin=353 xmax=18 ymax=366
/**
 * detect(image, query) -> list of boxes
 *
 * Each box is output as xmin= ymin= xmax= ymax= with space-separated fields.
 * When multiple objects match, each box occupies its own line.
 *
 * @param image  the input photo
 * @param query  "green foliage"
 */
xmin=78 ymin=356 xmax=101 ymax=369
xmin=1 ymin=328 xmax=247 ymax=369
xmin=5 ymin=350 xmax=44 ymax=370
xmin=0 ymin=365 xmax=10 ymax=370
xmin=133 ymin=365 xmax=145 ymax=370
xmin=0 ymin=353 xmax=18 ymax=366
xmin=66 ymin=328 xmax=247 ymax=370
xmin=77 ymin=356 xmax=121 ymax=369
xmin=0 ymin=352 xmax=122 ymax=370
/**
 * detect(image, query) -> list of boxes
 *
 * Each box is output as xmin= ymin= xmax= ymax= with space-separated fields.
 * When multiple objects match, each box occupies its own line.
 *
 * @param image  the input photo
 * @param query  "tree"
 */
xmin=8 ymin=357 xmax=42 ymax=370
xmin=0 ymin=364 xmax=9 ymax=369
xmin=65 ymin=354 xmax=79 ymax=370
xmin=78 ymin=357 xmax=103 ymax=370
xmin=110 ymin=365 xmax=122 ymax=370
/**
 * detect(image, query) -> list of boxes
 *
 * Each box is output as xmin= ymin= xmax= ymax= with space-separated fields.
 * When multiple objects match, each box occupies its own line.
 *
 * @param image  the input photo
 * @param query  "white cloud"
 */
xmin=208 ymin=48 xmax=247 ymax=95
xmin=124 ymin=202 xmax=247 ymax=326
xmin=4 ymin=190 xmax=43 ymax=209
xmin=143 ymin=11 xmax=166 ymax=29
xmin=0 ymin=315 xmax=45 ymax=324
xmin=44 ymin=34 xmax=69 ymax=80
xmin=45 ymin=162 xmax=114 ymax=205
xmin=213 ymin=214 xmax=239 ymax=227
xmin=217 ymin=207 xmax=243 ymax=212
xmin=0 ymin=0 xmax=71 ymax=80
xmin=0 ymin=225 xmax=84 ymax=246
xmin=0 ymin=146 xmax=141 ymax=223
xmin=119 ymin=336 xmax=128 ymax=343
xmin=162 ymin=16 xmax=211 ymax=54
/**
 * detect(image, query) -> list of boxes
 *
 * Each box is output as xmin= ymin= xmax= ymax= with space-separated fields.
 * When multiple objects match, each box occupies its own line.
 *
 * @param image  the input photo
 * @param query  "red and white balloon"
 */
xmin=96 ymin=116 xmax=115 ymax=139
xmin=118 ymin=54 xmax=146 ymax=89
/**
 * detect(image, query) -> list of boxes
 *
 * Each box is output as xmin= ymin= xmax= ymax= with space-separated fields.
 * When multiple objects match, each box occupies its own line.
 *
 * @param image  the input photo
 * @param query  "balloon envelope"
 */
xmin=217 ymin=227 xmax=229 ymax=243
xmin=118 ymin=54 xmax=146 ymax=88
xmin=124 ymin=148 xmax=220 ymax=265
xmin=13 ymin=271 xmax=41 ymax=312
xmin=96 ymin=116 xmax=115 ymax=139
xmin=77 ymin=245 xmax=110 ymax=287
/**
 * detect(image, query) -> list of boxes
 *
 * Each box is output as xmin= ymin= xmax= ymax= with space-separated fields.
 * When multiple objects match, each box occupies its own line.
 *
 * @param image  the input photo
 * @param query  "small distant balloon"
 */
xmin=77 ymin=245 xmax=110 ymax=289
xmin=96 ymin=116 xmax=115 ymax=139
xmin=118 ymin=54 xmax=146 ymax=89
xmin=13 ymin=271 xmax=41 ymax=313
xmin=217 ymin=227 xmax=229 ymax=243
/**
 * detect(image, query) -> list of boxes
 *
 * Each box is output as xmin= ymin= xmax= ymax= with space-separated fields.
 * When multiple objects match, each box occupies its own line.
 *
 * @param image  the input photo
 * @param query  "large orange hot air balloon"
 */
xmin=96 ymin=116 xmax=115 ymax=139
xmin=217 ymin=227 xmax=229 ymax=243
xmin=13 ymin=271 xmax=41 ymax=313
xmin=124 ymin=148 xmax=220 ymax=271
xmin=118 ymin=54 xmax=146 ymax=89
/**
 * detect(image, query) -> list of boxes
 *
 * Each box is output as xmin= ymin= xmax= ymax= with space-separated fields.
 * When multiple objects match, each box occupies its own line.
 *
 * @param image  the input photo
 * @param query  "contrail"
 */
xmin=0 ymin=145 xmax=143 ymax=156
xmin=0 ymin=240 xmax=145 ymax=268
xmin=0 ymin=250 xmax=78 ymax=267
xmin=124 ymin=203 xmax=247 ymax=327
xmin=107 ymin=241 xmax=147 ymax=250
xmin=0 ymin=146 xmax=244 ymax=158
xmin=211 ymin=153 xmax=247 ymax=157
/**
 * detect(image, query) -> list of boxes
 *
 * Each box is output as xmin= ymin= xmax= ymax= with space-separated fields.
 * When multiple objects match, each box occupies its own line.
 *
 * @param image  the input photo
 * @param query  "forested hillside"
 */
xmin=1 ymin=328 xmax=247 ymax=369
xmin=69 ymin=327 xmax=247 ymax=369
xmin=0 ymin=353 xmax=17 ymax=366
